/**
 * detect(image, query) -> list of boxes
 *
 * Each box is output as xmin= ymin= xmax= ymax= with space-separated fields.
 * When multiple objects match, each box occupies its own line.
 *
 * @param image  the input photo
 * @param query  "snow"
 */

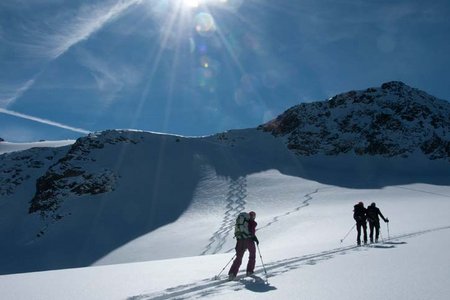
xmin=1 ymin=169 xmax=450 ymax=299
xmin=0 ymin=128 xmax=449 ymax=299
xmin=1 ymin=225 xmax=449 ymax=300
xmin=0 ymin=140 xmax=75 ymax=155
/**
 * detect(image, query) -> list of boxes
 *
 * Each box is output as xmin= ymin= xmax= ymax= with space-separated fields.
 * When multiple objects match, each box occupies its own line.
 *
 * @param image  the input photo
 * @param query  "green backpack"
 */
xmin=234 ymin=212 xmax=251 ymax=239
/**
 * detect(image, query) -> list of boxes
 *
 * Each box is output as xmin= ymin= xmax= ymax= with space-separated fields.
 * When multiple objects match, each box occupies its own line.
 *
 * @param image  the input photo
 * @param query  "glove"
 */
xmin=385 ymin=218 xmax=389 ymax=223
xmin=252 ymin=236 xmax=259 ymax=245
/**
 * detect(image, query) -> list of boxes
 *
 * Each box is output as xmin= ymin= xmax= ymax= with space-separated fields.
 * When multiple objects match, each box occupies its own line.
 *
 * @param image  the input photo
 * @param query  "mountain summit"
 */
xmin=260 ymin=81 xmax=450 ymax=160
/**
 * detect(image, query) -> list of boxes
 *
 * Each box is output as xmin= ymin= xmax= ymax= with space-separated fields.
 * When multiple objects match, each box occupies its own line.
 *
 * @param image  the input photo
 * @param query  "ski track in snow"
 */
xmin=257 ymin=187 xmax=325 ymax=231
xmin=201 ymin=177 xmax=248 ymax=255
xmin=221 ymin=187 xmax=326 ymax=253
xmin=128 ymin=226 xmax=450 ymax=300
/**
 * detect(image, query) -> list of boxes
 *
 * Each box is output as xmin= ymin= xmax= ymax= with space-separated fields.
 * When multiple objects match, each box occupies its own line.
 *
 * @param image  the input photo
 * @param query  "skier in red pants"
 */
xmin=228 ymin=211 xmax=259 ymax=280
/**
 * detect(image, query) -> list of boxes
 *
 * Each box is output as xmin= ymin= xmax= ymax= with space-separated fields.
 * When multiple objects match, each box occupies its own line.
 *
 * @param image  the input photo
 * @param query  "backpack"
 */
xmin=353 ymin=204 xmax=366 ymax=222
xmin=234 ymin=212 xmax=251 ymax=239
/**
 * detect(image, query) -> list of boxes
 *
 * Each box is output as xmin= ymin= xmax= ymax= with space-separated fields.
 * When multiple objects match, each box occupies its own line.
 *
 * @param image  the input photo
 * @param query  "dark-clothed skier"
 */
xmin=228 ymin=211 xmax=259 ymax=280
xmin=353 ymin=202 xmax=367 ymax=245
xmin=366 ymin=202 xmax=389 ymax=243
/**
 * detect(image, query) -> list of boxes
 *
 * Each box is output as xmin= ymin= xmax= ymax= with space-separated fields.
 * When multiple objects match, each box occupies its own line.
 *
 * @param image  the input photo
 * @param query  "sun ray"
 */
xmin=128 ymin=0 xmax=283 ymax=132
xmin=129 ymin=1 xmax=184 ymax=130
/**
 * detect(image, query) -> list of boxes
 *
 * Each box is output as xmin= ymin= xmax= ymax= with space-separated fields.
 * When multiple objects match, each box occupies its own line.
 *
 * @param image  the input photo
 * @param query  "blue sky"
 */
xmin=1 ymin=0 xmax=449 ymax=142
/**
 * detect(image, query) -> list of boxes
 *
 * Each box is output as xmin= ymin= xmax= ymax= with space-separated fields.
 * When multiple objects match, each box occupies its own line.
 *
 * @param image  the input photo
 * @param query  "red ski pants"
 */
xmin=228 ymin=238 xmax=256 ymax=276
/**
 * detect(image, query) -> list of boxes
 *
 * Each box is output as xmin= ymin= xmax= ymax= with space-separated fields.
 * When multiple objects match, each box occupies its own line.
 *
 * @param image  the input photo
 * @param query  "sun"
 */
xmin=183 ymin=0 xmax=201 ymax=8
xmin=181 ymin=0 xmax=236 ymax=10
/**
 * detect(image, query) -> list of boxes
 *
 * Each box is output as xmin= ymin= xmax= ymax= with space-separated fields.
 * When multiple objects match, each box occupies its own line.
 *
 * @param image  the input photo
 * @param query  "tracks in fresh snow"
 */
xmin=257 ymin=188 xmax=324 ymax=231
xmin=204 ymin=186 xmax=326 ymax=254
xmin=201 ymin=177 xmax=248 ymax=255
xmin=128 ymin=225 xmax=450 ymax=300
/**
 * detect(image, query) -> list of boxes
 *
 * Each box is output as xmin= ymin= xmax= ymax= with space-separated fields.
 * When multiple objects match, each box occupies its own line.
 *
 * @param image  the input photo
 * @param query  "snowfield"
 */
xmin=1 ymin=169 xmax=449 ymax=299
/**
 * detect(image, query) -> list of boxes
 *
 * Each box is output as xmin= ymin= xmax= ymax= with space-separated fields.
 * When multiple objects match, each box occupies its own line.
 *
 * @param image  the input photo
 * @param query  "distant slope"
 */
xmin=0 ymin=140 xmax=75 ymax=155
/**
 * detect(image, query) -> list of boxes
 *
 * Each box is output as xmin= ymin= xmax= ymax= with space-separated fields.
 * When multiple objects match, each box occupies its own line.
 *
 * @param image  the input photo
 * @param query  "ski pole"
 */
xmin=256 ymin=244 xmax=269 ymax=284
xmin=387 ymin=221 xmax=391 ymax=240
xmin=214 ymin=254 xmax=236 ymax=280
xmin=340 ymin=223 xmax=356 ymax=243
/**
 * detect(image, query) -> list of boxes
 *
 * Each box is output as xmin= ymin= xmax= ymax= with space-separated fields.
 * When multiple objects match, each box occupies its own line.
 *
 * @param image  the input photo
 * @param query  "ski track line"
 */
xmin=201 ymin=177 xmax=247 ymax=255
xmin=224 ymin=187 xmax=326 ymax=253
xmin=127 ymin=225 xmax=450 ymax=300
xmin=257 ymin=187 xmax=324 ymax=231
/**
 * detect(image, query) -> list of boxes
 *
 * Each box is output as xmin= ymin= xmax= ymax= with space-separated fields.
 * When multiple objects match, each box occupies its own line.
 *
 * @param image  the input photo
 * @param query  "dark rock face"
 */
xmin=28 ymin=131 xmax=138 ymax=221
xmin=260 ymin=81 xmax=450 ymax=161
xmin=0 ymin=148 xmax=58 ymax=197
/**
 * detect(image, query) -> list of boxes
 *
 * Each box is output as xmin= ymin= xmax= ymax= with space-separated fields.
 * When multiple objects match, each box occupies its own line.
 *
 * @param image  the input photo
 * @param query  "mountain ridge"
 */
xmin=260 ymin=81 xmax=450 ymax=160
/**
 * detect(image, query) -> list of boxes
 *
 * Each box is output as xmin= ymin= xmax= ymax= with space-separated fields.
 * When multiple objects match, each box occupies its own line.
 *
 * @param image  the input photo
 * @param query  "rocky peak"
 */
xmin=28 ymin=130 xmax=142 ymax=225
xmin=381 ymin=80 xmax=407 ymax=90
xmin=260 ymin=82 xmax=450 ymax=160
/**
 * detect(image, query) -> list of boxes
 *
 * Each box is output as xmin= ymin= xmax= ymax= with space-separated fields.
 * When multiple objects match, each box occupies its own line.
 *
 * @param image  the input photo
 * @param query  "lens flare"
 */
xmin=195 ymin=55 xmax=221 ymax=92
xmin=194 ymin=12 xmax=216 ymax=37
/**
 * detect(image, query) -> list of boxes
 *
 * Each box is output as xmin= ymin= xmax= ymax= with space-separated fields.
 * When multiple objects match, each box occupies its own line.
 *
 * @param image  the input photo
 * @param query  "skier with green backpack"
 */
xmin=228 ymin=211 xmax=259 ymax=280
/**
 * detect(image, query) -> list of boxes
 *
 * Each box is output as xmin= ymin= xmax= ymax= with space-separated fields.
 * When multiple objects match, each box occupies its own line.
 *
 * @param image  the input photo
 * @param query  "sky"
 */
xmin=0 ymin=0 xmax=449 ymax=142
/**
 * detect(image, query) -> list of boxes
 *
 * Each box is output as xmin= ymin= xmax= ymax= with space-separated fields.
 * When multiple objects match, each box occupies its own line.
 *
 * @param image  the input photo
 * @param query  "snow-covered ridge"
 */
xmin=260 ymin=81 xmax=450 ymax=160
xmin=29 ymin=130 xmax=143 ymax=224
xmin=0 ymin=140 xmax=75 ymax=155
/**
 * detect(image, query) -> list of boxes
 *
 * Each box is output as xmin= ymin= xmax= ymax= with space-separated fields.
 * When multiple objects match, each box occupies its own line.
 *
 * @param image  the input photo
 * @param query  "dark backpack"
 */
xmin=234 ymin=212 xmax=251 ymax=239
xmin=353 ymin=205 xmax=366 ymax=222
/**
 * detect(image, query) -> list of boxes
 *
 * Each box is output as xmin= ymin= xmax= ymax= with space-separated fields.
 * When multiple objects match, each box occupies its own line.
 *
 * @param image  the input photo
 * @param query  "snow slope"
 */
xmin=1 ymin=128 xmax=448 ymax=275
xmin=1 ymin=182 xmax=449 ymax=300
xmin=0 ymin=140 xmax=75 ymax=155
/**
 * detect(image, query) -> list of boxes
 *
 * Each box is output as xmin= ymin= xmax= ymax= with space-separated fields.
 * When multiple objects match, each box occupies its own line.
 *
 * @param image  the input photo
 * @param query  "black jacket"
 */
xmin=366 ymin=206 xmax=387 ymax=223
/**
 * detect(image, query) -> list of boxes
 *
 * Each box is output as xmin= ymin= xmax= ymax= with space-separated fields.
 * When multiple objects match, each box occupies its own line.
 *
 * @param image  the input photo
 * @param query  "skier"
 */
xmin=353 ymin=202 xmax=367 ymax=245
xmin=228 ymin=211 xmax=259 ymax=280
xmin=366 ymin=202 xmax=389 ymax=243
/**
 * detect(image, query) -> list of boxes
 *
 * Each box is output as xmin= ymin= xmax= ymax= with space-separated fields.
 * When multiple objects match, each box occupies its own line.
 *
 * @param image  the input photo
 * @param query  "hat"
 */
xmin=249 ymin=211 xmax=256 ymax=217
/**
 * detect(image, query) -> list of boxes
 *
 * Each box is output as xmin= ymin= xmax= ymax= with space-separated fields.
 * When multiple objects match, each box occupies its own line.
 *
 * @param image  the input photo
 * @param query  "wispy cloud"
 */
xmin=28 ymin=0 xmax=143 ymax=59
xmin=0 ymin=108 xmax=90 ymax=134
xmin=76 ymin=48 xmax=142 ymax=104
xmin=1 ymin=0 xmax=142 ymax=107
xmin=0 ymin=79 xmax=36 ymax=107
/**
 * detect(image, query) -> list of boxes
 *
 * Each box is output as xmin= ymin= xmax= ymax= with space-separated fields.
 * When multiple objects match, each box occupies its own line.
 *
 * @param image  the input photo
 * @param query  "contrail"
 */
xmin=0 ymin=108 xmax=91 ymax=134
xmin=46 ymin=0 xmax=143 ymax=59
